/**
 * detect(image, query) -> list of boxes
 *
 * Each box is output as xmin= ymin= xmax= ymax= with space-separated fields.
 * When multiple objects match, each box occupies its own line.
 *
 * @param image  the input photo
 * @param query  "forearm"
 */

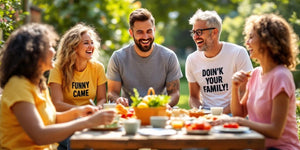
xmin=168 ymin=91 xmax=180 ymax=107
xmin=33 ymin=117 xmax=91 ymax=145
xmin=237 ymin=118 xmax=283 ymax=139
xmin=189 ymin=96 xmax=202 ymax=109
xmin=107 ymin=92 xmax=120 ymax=103
xmin=231 ymin=85 xmax=245 ymax=116
xmin=56 ymin=107 xmax=81 ymax=123
xmin=223 ymin=105 xmax=231 ymax=114
xmin=53 ymin=101 xmax=77 ymax=112
xmin=97 ymin=98 xmax=106 ymax=106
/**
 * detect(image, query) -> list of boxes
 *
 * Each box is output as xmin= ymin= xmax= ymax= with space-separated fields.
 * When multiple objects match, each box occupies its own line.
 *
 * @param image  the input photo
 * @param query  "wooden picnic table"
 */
xmin=70 ymin=126 xmax=265 ymax=150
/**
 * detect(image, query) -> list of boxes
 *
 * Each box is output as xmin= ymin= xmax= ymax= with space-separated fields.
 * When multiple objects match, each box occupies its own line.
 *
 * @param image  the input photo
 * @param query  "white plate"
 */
xmin=138 ymin=128 xmax=177 ymax=136
xmin=213 ymin=125 xmax=250 ymax=133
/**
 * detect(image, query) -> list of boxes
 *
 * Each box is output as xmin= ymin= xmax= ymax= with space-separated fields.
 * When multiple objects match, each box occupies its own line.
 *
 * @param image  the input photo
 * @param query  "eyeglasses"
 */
xmin=190 ymin=28 xmax=216 ymax=37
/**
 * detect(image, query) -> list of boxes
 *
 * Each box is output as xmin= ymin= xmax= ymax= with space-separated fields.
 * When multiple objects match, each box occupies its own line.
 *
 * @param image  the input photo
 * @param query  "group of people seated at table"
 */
xmin=0 ymin=7 xmax=299 ymax=150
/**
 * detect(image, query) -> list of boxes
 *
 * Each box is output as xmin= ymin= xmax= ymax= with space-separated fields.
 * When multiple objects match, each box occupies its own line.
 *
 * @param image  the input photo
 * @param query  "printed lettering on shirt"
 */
xmin=72 ymin=82 xmax=89 ymax=97
xmin=202 ymin=67 xmax=228 ymax=93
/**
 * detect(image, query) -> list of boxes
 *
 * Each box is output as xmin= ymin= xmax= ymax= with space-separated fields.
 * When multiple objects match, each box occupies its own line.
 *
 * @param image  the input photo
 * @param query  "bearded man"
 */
xmin=107 ymin=8 xmax=182 ymax=107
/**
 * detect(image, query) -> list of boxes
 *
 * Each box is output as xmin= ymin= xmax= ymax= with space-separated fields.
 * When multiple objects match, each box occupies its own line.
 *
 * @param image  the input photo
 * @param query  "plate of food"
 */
xmin=184 ymin=121 xmax=211 ymax=135
xmin=90 ymin=117 xmax=121 ymax=131
xmin=213 ymin=124 xmax=250 ymax=133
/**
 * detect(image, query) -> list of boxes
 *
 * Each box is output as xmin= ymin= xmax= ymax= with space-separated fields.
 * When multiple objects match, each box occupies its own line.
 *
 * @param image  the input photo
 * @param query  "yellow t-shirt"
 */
xmin=0 ymin=76 xmax=56 ymax=150
xmin=48 ymin=61 xmax=107 ymax=106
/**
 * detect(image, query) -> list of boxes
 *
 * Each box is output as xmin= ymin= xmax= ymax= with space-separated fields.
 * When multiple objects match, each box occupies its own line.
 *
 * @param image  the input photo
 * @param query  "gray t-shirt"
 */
xmin=107 ymin=43 xmax=183 ymax=104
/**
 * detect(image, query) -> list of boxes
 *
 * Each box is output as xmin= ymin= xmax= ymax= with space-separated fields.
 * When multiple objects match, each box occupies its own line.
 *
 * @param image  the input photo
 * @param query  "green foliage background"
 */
xmin=1 ymin=0 xmax=300 ymax=139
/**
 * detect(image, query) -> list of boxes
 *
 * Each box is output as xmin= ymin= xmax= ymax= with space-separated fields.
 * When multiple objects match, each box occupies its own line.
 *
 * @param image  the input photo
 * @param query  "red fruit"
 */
xmin=195 ymin=122 xmax=205 ymax=130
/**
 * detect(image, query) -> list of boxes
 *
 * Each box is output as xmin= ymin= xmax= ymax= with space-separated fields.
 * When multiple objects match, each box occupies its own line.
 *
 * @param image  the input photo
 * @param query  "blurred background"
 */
xmin=1 ymin=0 xmax=300 ymax=109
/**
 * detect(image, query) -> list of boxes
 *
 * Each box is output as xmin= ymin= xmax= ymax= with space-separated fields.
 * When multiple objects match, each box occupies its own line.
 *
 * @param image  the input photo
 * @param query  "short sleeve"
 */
xmin=235 ymin=48 xmax=253 ymax=72
xmin=107 ymin=52 xmax=121 ymax=82
xmin=48 ymin=65 xmax=62 ymax=85
xmin=4 ymin=77 xmax=35 ymax=108
xmin=271 ymin=71 xmax=295 ymax=100
xmin=96 ymin=62 xmax=107 ymax=85
xmin=185 ymin=55 xmax=196 ymax=82
xmin=166 ymin=52 xmax=183 ymax=82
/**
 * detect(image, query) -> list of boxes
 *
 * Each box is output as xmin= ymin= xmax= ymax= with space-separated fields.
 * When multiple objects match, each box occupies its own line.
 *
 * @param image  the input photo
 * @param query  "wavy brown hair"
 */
xmin=244 ymin=14 xmax=299 ymax=70
xmin=0 ymin=23 xmax=58 ymax=89
xmin=55 ymin=23 xmax=101 ymax=91
xmin=129 ymin=8 xmax=155 ymax=28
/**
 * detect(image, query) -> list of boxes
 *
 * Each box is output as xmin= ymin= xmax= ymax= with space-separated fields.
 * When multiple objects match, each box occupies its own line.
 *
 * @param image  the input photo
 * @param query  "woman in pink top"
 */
xmin=215 ymin=14 xmax=300 ymax=150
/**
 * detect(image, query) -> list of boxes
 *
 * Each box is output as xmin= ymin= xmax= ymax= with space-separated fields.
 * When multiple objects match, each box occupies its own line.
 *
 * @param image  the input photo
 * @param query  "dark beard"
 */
xmin=133 ymin=35 xmax=154 ymax=52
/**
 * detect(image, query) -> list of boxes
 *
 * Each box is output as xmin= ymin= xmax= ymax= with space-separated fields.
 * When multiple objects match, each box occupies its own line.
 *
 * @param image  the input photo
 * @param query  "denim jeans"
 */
xmin=57 ymin=137 xmax=70 ymax=150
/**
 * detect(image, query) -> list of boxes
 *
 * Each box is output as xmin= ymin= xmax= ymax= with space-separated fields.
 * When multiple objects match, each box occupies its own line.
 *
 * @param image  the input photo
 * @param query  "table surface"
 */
xmin=70 ymin=126 xmax=265 ymax=150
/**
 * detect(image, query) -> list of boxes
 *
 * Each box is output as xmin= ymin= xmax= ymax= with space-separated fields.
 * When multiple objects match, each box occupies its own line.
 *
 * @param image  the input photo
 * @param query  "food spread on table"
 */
xmin=90 ymin=87 xmax=249 ymax=135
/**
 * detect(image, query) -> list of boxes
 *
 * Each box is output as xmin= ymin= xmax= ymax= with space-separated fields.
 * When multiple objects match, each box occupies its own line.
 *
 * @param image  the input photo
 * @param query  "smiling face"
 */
xmin=76 ymin=32 xmax=94 ymax=60
xmin=192 ymin=20 xmax=215 ymax=52
xmin=40 ymin=43 xmax=56 ymax=73
xmin=129 ymin=20 xmax=155 ymax=52
xmin=246 ymin=29 xmax=262 ymax=60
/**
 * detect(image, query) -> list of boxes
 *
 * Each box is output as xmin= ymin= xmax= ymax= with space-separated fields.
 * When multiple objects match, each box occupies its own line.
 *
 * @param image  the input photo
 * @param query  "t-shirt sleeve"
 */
xmin=271 ymin=71 xmax=295 ymax=100
xmin=48 ymin=66 xmax=62 ymax=85
xmin=96 ymin=62 xmax=107 ymax=85
xmin=166 ymin=52 xmax=183 ymax=82
xmin=185 ymin=55 xmax=195 ymax=82
xmin=236 ymin=48 xmax=253 ymax=72
xmin=107 ymin=52 xmax=121 ymax=82
xmin=5 ymin=77 xmax=35 ymax=108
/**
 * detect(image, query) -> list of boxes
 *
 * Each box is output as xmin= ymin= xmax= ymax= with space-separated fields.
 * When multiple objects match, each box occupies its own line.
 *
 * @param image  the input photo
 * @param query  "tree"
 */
xmin=0 ymin=0 xmax=26 ymax=47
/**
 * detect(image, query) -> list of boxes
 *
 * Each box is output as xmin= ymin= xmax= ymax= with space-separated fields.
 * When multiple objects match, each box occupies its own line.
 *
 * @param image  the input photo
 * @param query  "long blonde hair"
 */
xmin=55 ymin=23 xmax=101 ymax=91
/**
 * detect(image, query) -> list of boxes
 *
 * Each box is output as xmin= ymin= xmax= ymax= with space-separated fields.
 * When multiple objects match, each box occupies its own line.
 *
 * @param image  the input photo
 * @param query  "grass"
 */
xmin=177 ymin=79 xmax=190 ymax=109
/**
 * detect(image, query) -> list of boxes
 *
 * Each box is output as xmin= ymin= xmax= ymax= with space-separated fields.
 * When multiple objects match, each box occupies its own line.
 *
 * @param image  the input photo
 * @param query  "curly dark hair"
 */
xmin=244 ymin=14 xmax=299 ymax=70
xmin=0 ymin=23 xmax=58 ymax=89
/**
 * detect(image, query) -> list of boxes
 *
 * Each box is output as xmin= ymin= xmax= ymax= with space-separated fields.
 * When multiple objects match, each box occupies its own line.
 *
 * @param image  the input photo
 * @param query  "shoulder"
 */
xmin=113 ymin=44 xmax=132 ymax=56
xmin=155 ymin=44 xmax=175 ymax=54
xmin=272 ymin=66 xmax=293 ymax=79
xmin=89 ymin=60 xmax=104 ymax=67
xmin=154 ymin=44 xmax=178 ymax=61
xmin=88 ymin=60 xmax=105 ymax=71
xmin=186 ymin=50 xmax=200 ymax=61
xmin=5 ymin=76 xmax=33 ymax=91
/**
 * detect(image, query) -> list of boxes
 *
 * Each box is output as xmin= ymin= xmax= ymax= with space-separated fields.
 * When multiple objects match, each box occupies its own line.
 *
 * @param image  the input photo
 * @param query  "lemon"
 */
xmin=137 ymin=102 xmax=149 ymax=108
xmin=142 ymin=95 xmax=151 ymax=104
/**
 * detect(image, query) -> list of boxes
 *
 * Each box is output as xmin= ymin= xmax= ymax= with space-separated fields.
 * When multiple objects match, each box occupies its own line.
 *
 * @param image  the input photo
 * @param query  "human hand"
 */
xmin=116 ymin=97 xmax=129 ymax=107
xmin=89 ymin=110 xmax=116 ymax=126
xmin=76 ymin=105 xmax=99 ymax=117
xmin=211 ymin=116 xmax=242 ymax=126
xmin=166 ymin=104 xmax=172 ymax=110
xmin=97 ymin=104 xmax=103 ymax=110
xmin=232 ymin=70 xmax=251 ymax=87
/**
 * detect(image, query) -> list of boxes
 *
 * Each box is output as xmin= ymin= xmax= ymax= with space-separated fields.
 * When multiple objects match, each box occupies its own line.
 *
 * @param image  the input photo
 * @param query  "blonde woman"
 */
xmin=48 ymin=23 xmax=107 ymax=111
xmin=0 ymin=23 xmax=115 ymax=150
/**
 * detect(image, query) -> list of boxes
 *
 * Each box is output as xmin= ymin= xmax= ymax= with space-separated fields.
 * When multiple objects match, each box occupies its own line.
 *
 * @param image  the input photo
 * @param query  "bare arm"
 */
xmin=12 ymin=102 xmax=115 ymax=145
xmin=188 ymin=82 xmax=202 ymax=109
xmin=238 ymin=91 xmax=289 ymax=138
xmin=107 ymin=79 xmax=128 ymax=106
xmin=48 ymin=83 xmax=77 ymax=111
xmin=96 ymin=83 xmax=107 ymax=108
xmin=231 ymin=71 xmax=250 ymax=117
xmin=56 ymin=105 xmax=99 ymax=123
xmin=166 ymin=79 xmax=180 ymax=107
